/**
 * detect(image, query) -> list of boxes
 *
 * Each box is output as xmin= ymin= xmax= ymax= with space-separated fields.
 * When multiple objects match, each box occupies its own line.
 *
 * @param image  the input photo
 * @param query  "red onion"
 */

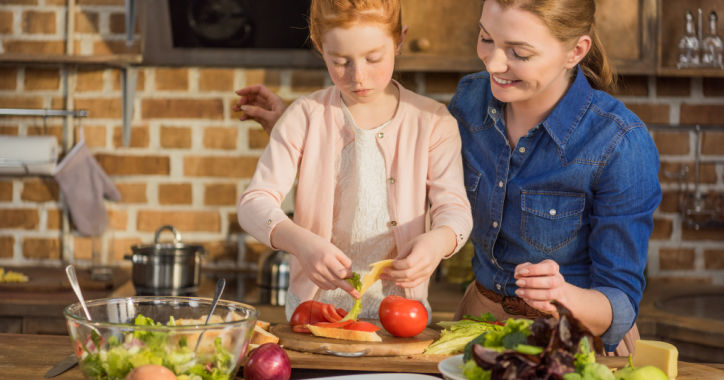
xmin=243 ymin=343 xmax=291 ymax=380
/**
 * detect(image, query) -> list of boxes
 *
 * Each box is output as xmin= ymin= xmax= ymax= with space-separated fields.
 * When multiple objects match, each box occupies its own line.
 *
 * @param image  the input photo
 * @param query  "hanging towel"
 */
xmin=53 ymin=139 xmax=121 ymax=236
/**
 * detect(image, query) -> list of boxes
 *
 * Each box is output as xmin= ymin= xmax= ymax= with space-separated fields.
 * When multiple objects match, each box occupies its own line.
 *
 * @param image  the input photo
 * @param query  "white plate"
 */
xmin=437 ymin=354 xmax=466 ymax=380
xmin=312 ymin=374 xmax=442 ymax=379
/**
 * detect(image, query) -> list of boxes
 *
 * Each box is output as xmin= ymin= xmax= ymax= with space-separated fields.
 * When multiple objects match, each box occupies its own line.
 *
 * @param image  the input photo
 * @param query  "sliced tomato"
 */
xmin=312 ymin=320 xmax=354 ymax=329
xmin=336 ymin=307 xmax=347 ymax=317
xmin=292 ymin=324 xmax=311 ymax=333
xmin=290 ymin=300 xmax=327 ymax=326
xmin=343 ymin=321 xmax=380 ymax=332
xmin=321 ymin=303 xmax=342 ymax=323
xmin=73 ymin=340 xmax=84 ymax=357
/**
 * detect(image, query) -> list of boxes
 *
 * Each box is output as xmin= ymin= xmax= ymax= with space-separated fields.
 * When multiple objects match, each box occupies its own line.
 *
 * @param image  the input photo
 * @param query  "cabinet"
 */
xmin=396 ymin=0 xmax=657 ymax=74
xmin=596 ymin=0 xmax=658 ymax=74
xmin=397 ymin=0 xmax=484 ymax=72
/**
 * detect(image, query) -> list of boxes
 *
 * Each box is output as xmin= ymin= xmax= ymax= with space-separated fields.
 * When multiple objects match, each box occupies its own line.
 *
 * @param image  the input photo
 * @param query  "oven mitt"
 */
xmin=53 ymin=139 xmax=121 ymax=236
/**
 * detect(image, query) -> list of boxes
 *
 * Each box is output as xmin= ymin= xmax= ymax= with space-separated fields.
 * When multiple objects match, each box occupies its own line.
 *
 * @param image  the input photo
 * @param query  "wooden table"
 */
xmin=2 ymin=333 xmax=723 ymax=380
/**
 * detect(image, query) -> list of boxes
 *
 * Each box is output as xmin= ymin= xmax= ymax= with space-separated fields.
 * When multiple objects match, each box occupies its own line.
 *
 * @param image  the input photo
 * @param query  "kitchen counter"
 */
xmin=2 ymin=333 xmax=723 ymax=379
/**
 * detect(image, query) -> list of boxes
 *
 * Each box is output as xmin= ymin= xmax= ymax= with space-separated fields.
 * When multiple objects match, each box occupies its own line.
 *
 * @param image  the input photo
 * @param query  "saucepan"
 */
xmin=124 ymin=225 xmax=206 ymax=295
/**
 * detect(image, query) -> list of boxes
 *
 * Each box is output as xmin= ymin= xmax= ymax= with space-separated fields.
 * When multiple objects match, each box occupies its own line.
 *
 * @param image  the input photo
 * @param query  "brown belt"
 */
xmin=475 ymin=281 xmax=549 ymax=319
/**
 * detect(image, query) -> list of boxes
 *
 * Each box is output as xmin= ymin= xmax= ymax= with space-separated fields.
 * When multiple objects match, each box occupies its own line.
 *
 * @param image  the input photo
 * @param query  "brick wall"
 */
xmin=1 ymin=2 xmax=723 ymax=284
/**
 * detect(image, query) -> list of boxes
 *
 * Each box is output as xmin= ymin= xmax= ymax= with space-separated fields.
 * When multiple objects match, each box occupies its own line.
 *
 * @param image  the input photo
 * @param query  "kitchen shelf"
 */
xmin=0 ymin=53 xmax=142 ymax=67
xmin=657 ymin=67 xmax=724 ymax=77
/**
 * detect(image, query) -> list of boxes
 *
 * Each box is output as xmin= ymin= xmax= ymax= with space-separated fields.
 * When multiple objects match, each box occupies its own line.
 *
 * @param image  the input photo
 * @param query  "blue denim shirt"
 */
xmin=448 ymin=67 xmax=662 ymax=351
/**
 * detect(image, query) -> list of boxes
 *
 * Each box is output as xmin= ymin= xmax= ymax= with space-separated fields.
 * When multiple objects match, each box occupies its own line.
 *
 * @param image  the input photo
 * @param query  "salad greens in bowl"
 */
xmin=63 ymin=296 xmax=258 ymax=380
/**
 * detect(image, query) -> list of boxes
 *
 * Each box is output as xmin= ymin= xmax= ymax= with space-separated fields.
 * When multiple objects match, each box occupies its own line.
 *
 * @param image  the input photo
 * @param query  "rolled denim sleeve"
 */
xmin=589 ymin=125 xmax=662 ymax=351
xmin=594 ymin=286 xmax=637 ymax=351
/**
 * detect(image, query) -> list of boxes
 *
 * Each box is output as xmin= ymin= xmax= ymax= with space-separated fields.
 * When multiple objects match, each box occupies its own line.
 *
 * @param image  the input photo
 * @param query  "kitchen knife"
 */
xmin=44 ymin=353 xmax=77 ymax=378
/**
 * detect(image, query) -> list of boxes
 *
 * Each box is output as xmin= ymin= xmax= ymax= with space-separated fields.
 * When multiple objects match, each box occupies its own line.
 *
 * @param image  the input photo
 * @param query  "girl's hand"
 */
xmin=514 ymin=259 xmax=570 ymax=315
xmin=233 ymin=84 xmax=286 ymax=134
xmin=295 ymin=234 xmax=360 ymax=298
xmin=271 ymin=220 xmax=359 ymax=298
xmin=384 ymin=227 xmax=457 ymax=288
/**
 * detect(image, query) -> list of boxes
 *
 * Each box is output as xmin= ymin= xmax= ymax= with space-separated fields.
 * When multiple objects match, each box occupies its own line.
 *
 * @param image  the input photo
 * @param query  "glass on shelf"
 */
xmin=678 ymin=10 xmax=701 ymax=68
xmin=702 ymin=11 xmax=723 ymax=69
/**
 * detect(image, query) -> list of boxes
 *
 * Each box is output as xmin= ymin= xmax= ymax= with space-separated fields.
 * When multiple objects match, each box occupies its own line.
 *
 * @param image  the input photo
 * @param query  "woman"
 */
xmin=233 ymin=0 xmax=661 ymax=355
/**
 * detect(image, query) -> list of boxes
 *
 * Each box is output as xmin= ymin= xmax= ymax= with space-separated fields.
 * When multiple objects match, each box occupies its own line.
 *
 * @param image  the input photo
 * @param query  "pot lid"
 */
xmin=131 ymin=225 xmax=205 ymax=256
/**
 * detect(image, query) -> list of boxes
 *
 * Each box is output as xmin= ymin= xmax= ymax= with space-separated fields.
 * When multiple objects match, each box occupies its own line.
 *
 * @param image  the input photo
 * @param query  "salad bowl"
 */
xmin=63 ymin=296 xmax=258 ymax=380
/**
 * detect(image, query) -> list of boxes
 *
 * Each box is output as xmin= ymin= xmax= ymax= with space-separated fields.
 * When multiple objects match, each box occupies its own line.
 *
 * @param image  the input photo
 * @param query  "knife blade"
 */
xmin=44 ymin=353 xmax=78 ymax=378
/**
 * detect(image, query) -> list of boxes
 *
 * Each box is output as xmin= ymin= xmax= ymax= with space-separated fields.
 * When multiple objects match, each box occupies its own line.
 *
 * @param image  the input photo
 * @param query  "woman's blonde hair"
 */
xmin=486 ymin=0 xmax=617 ymax=92
xmin=309 ymin=0 xmax=403 ymax=53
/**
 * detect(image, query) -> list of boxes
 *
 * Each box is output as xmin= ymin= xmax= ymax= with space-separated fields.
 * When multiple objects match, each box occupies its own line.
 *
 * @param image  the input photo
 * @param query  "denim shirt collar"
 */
xmin=486 ymin=66 xmax=593 ymax=151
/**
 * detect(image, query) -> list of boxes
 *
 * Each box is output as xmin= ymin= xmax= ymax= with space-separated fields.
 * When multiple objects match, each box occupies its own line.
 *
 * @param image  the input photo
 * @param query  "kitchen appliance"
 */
xmin=257 ymin=249 xmax=290 ymax=305
xmin=142 ymin=0 xmax=322 ymax=67
xmin=125 ymin=225 xmax=206 ymax=296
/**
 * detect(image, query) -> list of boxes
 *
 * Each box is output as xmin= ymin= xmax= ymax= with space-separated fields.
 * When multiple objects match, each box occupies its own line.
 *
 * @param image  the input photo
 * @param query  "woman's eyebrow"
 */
xmin=479 ymin=22 xmax=536 ymax=49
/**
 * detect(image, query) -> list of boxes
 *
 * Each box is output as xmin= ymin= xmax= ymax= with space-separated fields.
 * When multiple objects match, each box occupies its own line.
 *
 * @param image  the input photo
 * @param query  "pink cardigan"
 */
xmin=237 ymin=83 xmax=473 ymax=304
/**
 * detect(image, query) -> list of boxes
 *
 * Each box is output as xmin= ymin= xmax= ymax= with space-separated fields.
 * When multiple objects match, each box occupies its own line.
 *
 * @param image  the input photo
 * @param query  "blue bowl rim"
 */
xmin=63 ymin=296 xmax=259 ymax=331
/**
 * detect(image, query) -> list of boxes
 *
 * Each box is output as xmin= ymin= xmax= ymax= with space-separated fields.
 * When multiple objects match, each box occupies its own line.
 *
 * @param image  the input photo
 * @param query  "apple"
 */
xmin=627 ymin=365 xmax=669 ymax=380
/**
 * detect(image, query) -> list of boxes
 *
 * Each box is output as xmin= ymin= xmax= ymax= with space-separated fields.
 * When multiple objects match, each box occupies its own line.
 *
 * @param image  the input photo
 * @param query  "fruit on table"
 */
xmin=632 ymin=339 xmax=678 ymax=379
xmin=379 ymin=295 xmax=428 ymax=337
xmin=124 ymin=364 xmax=177 ymax=380
xmin=626 ymin=365 xmax=669 ymax=380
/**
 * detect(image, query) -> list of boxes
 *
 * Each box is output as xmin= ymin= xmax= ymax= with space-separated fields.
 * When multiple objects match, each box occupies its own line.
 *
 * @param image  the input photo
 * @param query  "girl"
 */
xmin=237 ymin=0 xmax=473 ymax=320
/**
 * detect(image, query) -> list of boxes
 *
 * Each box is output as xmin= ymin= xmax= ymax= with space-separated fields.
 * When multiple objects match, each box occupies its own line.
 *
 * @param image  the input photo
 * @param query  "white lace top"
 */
xmin=285 ymin=99 xmax=405 ymax=319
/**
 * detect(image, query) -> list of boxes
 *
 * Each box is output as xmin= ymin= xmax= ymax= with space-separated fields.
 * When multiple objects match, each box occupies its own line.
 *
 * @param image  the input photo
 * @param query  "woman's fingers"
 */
xmin=514 ymin=259 xmax=559 ymax=278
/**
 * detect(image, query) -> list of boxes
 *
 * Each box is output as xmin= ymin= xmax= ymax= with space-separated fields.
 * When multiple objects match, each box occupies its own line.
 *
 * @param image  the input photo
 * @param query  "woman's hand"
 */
xmin=514 ymin=259 xmax=613 ymax=335
xmin=514 ymin=259 xmax=569 ymax=315
xmin=271 ymin=220 xmax=359 ymax=298
xmin=233 ymin=84 xmax=286 ymax=134
xmin=384 ymin=227 xmax=457 ymax=288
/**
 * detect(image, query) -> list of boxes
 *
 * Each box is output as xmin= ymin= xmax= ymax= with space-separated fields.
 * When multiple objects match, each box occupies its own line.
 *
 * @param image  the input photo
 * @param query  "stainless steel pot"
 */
xmin=257 ymin=249 xmax=290 ymax=305
xmin=124 ymin=225 xmax=206 ymax=295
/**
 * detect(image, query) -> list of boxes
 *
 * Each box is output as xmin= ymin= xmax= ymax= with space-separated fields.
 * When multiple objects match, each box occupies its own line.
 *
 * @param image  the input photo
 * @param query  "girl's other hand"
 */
xmin=513 ymin=259 xmax=570 ymax=315
xmin=233 ymin=84 xmax=286 ymax=134
xmin=384 ymin=227 xmax=457 ymax=288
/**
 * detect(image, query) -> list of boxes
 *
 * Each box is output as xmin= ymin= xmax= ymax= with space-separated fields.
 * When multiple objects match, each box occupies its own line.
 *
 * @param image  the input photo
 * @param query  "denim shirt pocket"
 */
xmin=521 ymin=190 xmax=585 ymax=253
xmin=463 ymin=160 xmax=481 ymax=210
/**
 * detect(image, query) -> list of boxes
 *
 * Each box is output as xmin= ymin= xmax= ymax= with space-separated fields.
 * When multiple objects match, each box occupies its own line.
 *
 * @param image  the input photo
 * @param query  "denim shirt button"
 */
xmin=498 ymin=180 xmax=504 ymax=188
xmin=490 ymin=258 xmax=495 ymax=264
xmin=518 ymin=146 xmax=526 ymax=153
xmin=492 ymin=221 xmax=499 ymax=228
xmin=490 ymin=108 xmax=497 ymax=114
xmin=495 ymin=283 xmax=502 ymax=290
xmin=549 ymin=209 xmax=557 ymax=216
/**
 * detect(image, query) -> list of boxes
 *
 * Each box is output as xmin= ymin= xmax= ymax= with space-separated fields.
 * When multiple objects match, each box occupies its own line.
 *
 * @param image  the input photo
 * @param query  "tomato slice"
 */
xmin=73 ymin=340 xmax=84 ymax=357
xmin=336 ymin=307 xmax=347 ymax=318
xmin=292 ymin=324 xmax=311 ymax=333
xmin=312 ymin=320 xmax=354 ymax=329
xmin=321 ymin=303 xmax=342 ymax=323
xmin=290 ymin=300 xmax=328 ymax=326
xmin=343 ymin=321 xmax=380 ymax=332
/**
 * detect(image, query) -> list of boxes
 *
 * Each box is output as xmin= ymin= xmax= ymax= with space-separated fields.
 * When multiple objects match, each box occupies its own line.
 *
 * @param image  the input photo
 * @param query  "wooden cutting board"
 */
xmin=271 ymin=322 xmax=439 ymax=356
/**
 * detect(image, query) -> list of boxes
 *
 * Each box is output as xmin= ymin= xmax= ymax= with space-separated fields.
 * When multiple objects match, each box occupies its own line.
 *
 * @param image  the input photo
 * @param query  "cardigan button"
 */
xmin=377 ymin=132 xmax=384 ymax=139
xmin=389 ymin=220 xmax=397 ymax=227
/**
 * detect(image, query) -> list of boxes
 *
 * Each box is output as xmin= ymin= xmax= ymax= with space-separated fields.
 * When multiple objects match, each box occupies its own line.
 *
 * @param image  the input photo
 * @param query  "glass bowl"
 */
xmin=63 ymin=296 xmax=258 ymax=380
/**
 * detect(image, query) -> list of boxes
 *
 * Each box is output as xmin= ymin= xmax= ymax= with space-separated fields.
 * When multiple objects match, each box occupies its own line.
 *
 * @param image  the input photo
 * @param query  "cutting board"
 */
xmin=272 ymin=322 xmax=439 ymax=356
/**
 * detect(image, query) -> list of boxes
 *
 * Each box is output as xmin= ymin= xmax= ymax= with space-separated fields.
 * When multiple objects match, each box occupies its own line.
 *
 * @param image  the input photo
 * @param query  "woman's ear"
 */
xmin=397 ymin=25 xmax=409 ymax=54
xmin=566 ymin=34 xmax=592 ymax=69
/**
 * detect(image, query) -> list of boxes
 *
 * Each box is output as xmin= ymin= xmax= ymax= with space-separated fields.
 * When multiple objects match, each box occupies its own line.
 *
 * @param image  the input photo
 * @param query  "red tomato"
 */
xmin=289 ymin=301 xmax=328 ymax=327
xmin=378 ymin=295 xmax=428 ymax=338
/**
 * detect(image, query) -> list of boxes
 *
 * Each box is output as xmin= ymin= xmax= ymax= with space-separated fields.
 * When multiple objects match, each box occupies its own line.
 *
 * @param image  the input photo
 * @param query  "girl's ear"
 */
xmin=396 ymin=25 xmax=409 ymax=55
xmin=565 ymin=34 xmax=592 ymax=69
